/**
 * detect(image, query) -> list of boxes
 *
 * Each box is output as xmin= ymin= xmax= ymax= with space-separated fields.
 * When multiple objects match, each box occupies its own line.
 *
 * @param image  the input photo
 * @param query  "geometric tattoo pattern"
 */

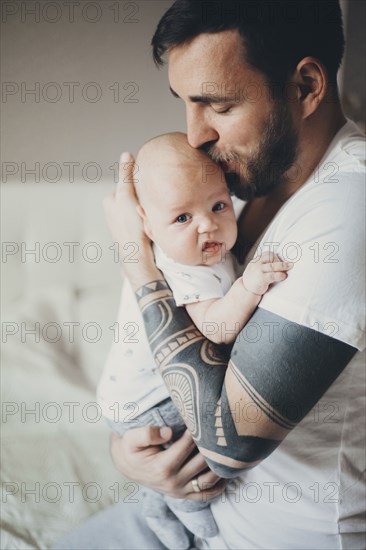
xmin=229 ymin=361 xmax=296 ymax=432
xmin=135 ymin=280 xmax=291 ymax=476
xmin=163 ymin=365 xmax=201 ymax=440
xmin=135 ymin=278 xmax=357 ymax=477
xmin=214 ymin=398 xmax=227 ymax=447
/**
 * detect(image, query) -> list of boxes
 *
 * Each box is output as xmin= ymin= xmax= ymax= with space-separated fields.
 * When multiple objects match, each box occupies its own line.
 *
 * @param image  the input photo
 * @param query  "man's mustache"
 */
xmin=199 ymin=142 xmax=242 ymax=165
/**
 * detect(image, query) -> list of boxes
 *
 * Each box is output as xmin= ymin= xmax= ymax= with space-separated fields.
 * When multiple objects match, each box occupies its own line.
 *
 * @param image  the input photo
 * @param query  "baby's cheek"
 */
xmin=176 ymin=246 xmax=198 ymax=265
xmin=174 ymin=242 xmax=201 ymax=266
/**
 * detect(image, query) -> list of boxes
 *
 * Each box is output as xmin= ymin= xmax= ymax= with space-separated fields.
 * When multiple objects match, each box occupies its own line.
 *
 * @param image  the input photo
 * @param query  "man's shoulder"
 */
xmin=271 ymin=138 xmax=364 ymax=242
xmin=315 ymin=119 xmax=365 ymax=182
xmin=252 ymin=121 xmax=365 ymax=351
xmin=266 ymin=178 xmax=363 ymax=249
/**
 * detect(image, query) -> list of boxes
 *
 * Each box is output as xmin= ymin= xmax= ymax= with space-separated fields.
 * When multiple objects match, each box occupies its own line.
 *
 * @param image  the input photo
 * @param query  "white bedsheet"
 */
xmin=1 ymin=283 xmax=134 ymax=549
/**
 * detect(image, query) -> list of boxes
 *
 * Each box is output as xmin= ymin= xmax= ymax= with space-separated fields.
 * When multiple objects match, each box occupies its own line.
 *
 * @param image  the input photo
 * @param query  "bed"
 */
xmin=1 ymin=182 xmax=131 ymax=549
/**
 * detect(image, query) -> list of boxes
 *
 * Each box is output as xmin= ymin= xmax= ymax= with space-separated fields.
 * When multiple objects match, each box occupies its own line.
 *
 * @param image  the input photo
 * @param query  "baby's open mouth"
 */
xmin=202 ymin=241 xmax=221 ymax=254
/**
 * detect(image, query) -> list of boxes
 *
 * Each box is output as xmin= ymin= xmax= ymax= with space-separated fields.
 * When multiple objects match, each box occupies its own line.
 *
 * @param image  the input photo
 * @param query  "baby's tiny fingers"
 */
xmin=264 ymin=272 xmax=288 ymax=284
xmin=258 ymin=251 xmax=280 ymax=263
xmin=262 ymin=261 xmax=294 ymax=272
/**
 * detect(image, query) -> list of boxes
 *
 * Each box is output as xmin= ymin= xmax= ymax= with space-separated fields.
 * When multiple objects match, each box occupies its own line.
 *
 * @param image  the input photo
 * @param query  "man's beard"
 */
xmin=201 ymin=101 xmax=299 ymax=201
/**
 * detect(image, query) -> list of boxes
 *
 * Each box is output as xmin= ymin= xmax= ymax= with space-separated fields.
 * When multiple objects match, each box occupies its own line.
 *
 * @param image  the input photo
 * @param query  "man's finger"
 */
xmin=161 ymin=429 xmax=197 ymax=469
xmin=117 ymin=151 xmax=135 ymax=195
xmin=177 ymin=449 xmax=213 ymax=484
xmin=126 ymin=425 xmax=173 ymax=452
xmin=185 ymin=478 xmax=227 ymax=502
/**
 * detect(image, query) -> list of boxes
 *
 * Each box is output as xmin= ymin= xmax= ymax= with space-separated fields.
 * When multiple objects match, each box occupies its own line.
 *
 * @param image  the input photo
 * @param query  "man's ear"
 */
xmin=136 ymin=204 xmax=153 ymax=240
xmin=291 ymin=57 xmax=328 ymax=119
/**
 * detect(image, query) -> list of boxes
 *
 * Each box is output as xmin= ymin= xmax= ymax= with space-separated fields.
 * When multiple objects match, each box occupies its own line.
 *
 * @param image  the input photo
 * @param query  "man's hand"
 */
xmin=110 ymin=426 xmax=226 ymax=501
xmin=103 ymin=152 xmax=160 ymax=288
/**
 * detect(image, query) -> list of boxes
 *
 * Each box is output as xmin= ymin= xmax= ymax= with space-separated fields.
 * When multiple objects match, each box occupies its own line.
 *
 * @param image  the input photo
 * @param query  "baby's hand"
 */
xmin=242 ymin=252 xmax=294 ymax=296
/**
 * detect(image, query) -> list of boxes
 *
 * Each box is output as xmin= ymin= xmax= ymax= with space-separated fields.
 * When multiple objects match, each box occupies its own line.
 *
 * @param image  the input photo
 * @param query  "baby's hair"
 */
xmin=136 ymin=131 xmax=197 ymax=161
xmin=134 ymin=131 xmax=215 ymax=205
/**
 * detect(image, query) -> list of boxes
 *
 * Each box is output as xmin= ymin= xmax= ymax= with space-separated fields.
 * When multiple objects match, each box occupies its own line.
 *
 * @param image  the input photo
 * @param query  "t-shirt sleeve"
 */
xmin=257 ymin=174 xmax=365 ymax=350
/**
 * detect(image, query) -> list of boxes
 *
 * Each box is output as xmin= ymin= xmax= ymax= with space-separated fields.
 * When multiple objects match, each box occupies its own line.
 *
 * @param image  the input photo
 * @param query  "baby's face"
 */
xmin=141 ymin=160 xmax=238 ymax=266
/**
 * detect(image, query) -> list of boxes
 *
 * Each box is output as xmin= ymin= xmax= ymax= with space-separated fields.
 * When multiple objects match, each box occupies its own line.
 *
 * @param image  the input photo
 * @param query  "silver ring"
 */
xmin=191 ymin=478 xmax=201 ymax=493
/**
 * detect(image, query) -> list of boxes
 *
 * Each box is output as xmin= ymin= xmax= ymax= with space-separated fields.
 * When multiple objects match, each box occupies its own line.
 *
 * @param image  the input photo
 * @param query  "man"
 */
xmin=56 ymin=1 xmax=365 ymax=548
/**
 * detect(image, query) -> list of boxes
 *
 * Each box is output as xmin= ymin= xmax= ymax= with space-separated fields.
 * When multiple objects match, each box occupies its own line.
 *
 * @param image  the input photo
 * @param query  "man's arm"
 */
xmin=136 ymin=279 xmax=357 ymax=477
xmin=105 ymin=154 xmax=357 ymax=480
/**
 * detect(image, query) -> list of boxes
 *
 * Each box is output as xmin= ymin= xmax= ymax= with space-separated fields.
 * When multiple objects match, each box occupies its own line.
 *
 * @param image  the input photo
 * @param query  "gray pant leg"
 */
xmin=148 ymin=401 xmax=218 ymax=514
xmin=109 ymin=400 xmax=215 ymax=513
xmin=53 ymin=501 xmax=166 ymax=550
xmin=107 ymin=398 xmax=186 ymax=442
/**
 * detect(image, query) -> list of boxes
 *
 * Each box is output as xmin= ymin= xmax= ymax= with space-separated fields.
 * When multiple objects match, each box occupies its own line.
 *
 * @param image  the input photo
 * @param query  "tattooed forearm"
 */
xmin=136 ymin=280 xmax=357 ymax=477
xmin=136 ymin=280 xmax=270 ymax=475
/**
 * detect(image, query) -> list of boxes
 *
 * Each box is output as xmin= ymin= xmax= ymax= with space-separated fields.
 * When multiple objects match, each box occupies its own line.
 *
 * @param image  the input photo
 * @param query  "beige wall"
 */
xmin=1 ymin=0 xmax=364 ymax=185
xmin=1 ymin=0 xmax=184 ymax=184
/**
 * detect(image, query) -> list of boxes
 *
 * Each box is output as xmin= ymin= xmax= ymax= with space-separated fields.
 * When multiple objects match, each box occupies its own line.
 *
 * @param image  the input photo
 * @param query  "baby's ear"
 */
xmin=136 ymin=205 xmax=153 ymax=239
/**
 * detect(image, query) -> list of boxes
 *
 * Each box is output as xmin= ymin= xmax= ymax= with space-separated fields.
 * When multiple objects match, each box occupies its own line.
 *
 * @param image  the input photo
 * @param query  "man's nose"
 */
xmin=198 ymin=214 xmax=219 ymax=234
xmin=186 ymin=106 xmax=219 ymax=149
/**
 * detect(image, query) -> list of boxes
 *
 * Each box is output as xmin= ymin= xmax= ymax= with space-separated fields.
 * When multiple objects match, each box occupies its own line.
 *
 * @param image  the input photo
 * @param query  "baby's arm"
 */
xmin=186 ymin=252 xmax=293 ymax=345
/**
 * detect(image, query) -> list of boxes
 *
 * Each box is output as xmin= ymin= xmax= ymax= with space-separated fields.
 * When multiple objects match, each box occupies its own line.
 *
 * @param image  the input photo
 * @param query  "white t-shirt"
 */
xmin=202 ymin=120 xmax=366 ymax=549
xmin=97 ymin=244 xmax=237 ymax=422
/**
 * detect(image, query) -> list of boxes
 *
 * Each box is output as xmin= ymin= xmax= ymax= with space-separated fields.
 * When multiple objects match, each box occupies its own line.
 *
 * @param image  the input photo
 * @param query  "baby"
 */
xmin=135 ymin=132 xmax=291 ymax=345
xmin=97 ymin=132 xmax=292 ymax=549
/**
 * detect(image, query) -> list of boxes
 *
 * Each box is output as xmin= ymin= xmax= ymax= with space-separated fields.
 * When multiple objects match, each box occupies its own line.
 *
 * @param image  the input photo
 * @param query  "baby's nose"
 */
xmin=198 ymin=215 xmax=219 ymax=233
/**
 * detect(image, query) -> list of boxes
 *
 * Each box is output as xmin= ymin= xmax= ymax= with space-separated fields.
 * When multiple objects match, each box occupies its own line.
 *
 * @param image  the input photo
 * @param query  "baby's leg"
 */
xmin=156 ymin=400 xmax=219 ymax=539
xmin=142 ymin=488 xmax=193 ymax=550
xmin=107 ymin=407 xmax=191 ymax=550
xmin=166 ymin=495 xmax=219 ymax=539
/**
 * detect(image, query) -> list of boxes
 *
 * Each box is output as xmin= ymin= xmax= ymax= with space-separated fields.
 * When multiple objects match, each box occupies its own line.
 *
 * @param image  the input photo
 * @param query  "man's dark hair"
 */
xmin=152 ymin=0 xmax=345 ymax=91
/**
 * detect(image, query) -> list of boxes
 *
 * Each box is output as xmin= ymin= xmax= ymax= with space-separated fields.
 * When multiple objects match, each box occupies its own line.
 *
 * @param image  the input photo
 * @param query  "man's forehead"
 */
xmin=168 ymin=31 xmax=254 ymax=97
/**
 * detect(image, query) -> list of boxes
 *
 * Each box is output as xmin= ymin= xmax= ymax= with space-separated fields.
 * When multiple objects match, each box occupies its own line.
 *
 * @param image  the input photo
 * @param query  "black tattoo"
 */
xmin=229 ymin=361 xmax=296 ymax=431
xmin=136 ymin=281 xmax=357 ymax=477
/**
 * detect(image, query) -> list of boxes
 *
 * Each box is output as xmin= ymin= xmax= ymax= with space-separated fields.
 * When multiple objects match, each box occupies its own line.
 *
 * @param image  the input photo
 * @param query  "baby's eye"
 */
xmin=212 ymin=202 xmax=226 ymax=212
xmin=175 ymin=213 xmax=191 ymax=224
